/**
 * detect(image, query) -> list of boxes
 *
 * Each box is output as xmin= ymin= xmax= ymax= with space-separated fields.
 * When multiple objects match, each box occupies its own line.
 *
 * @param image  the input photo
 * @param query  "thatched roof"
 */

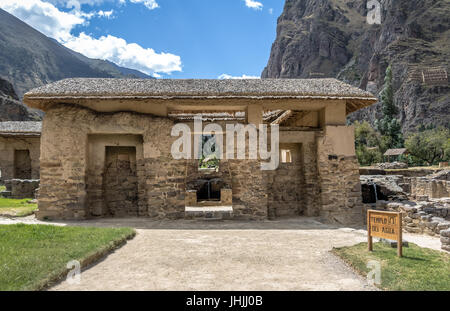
xmin=24 ymin=78 xmax=377 ymax=114
xmin=0 ymin=121 xmax=41 ymax=136
xmin=384 ymin=148 xmax=408 ymax=156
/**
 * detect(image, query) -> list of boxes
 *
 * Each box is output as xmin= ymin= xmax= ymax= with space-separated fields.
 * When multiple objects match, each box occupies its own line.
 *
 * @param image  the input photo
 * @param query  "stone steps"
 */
xmin=185 ymin=206 xmax=233 ymax=220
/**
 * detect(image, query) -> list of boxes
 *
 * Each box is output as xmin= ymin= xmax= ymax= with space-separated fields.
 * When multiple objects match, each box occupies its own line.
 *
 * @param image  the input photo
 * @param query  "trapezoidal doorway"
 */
xmin=103 ymin=146 xmax=138 ymax=217
xmin=14 ymin=149 xmax=32 ymax=179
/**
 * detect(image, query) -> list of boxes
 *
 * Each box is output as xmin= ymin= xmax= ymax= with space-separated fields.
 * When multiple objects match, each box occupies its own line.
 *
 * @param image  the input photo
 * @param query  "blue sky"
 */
xmin=0 ymin=0 xmax=284 ymax=78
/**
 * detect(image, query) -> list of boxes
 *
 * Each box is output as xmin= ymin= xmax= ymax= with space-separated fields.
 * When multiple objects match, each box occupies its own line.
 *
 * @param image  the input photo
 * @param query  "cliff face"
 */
xmin=262 ymin=0 xmax=450 ymax=132
xmin=0 ymin=77 xmax=40 ymax=121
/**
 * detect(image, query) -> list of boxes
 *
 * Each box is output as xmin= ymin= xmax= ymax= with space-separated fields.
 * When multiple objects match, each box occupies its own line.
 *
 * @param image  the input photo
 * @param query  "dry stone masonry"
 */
xmin=361 ymin=169 xmax=450 ymax=252
xmin=0 ymin=121 xmax=41 ymax=183
xmin=23 ymin=78 xmax=377 ymax=224
xmin=2 ymin=179 xmax=39 ymax=199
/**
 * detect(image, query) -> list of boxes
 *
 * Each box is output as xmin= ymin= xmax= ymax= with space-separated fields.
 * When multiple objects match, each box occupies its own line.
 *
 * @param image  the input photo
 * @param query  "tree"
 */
xmin=354 ymin=121 xmax=383 ymax=166
xmin=405 ymin=127 xmax=450 ymax=166
xmin=375 ymin=65 xmax=404 ymax=149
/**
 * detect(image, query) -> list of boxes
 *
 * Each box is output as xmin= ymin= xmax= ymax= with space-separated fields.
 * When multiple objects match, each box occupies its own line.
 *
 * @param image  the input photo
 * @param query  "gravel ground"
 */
xmin=0 ymin=216 xmax=445 ymax=291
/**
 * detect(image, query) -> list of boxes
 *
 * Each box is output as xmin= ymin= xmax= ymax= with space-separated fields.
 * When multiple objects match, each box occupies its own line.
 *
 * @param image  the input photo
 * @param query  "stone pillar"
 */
xmin=221 ymin=188 xmax=232 ymax=205
xmin=186 ymin=190 xmax=197 ymax=206
xmin=316 ymin=126 xmax=363 ymax=224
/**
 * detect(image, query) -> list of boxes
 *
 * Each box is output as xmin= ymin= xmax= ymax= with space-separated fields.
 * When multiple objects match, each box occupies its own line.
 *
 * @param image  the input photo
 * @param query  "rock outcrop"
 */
xmin=0 ymin=78 xmax=40 ymax=121
xmin=262 ymin=0 xmax=450 ymax=133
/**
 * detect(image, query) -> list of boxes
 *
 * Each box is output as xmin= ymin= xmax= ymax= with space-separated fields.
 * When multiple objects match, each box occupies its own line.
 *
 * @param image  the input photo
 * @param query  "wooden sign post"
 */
xmin=367 ymin=210 xmax=403 ymax=257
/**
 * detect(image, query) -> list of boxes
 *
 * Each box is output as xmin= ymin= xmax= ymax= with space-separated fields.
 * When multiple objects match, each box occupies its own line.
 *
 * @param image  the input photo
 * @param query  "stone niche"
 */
xmin=185 ymin=164 xmax=233 ymax=207
xmin=86 ymin=134 xmax=144 ymax=217
xmin=14 ymin=150 xmax=32 ymax=179
xmin=267 ymin=143 xmax=306 ymax=218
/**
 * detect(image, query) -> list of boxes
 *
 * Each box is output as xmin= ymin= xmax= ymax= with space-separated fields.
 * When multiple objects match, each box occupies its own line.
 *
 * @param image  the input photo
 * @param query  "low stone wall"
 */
xmin=441 ymin=229 xmax=450 ymax=251
xmin=4 ymin=179 xmax=40 ymax=199
xmin=365 ymin=198 xmax=450 ymax=250
xmin=410 ymin=178 xmax=450 ymax=200
xmin=360 ymin=167 xmax=444 ymax=177
xmin=367 ymin=199 xmax=450 ymax=251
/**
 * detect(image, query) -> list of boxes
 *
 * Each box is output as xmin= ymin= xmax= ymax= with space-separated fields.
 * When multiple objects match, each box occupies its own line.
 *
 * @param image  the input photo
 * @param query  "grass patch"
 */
xmin=0 ymin=185 xmax=5 ymax=192
xmin=0 ymin=224 xmax=135 ymax=290
xmin=0 ymin=198 xmax=37 ymax=217
xmin=332 ymin=242 xmax=450 ymax=291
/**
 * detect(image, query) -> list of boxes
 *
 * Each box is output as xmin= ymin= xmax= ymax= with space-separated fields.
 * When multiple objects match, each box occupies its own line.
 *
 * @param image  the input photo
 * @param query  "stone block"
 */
xmin=185 ymin=190 xmax=197 ymax=206
xmin=440 ymin=228 xmax=450 ymax=238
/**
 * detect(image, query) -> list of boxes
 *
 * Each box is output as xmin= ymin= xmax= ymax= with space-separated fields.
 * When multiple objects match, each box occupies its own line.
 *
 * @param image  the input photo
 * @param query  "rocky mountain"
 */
xmin=0 ymin=77 xmax=40 ymax=121
xmin=0 ymin=8 xmax=152 ymax=120
xmin=262 ymin=0 xmax=450 ymax=133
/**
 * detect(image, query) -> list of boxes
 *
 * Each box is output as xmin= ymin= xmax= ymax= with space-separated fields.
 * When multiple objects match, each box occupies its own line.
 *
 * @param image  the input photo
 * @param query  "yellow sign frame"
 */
xmin=367 ymin=210 xmax=402 ymax=257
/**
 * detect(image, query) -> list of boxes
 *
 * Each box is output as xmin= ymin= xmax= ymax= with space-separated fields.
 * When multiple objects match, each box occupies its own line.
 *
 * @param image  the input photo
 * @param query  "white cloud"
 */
xmin=97 ymin=9 xmax=114 ymax=18
xmin=0 ymin=0 xmax=85 ymax=42
xmin=0 ymin=0 xmax=181 ymax=76
xmin=64 ymin=33 xmax=181 ymax=76
xmin=244 ymin=0 xmax=263 ymax=10
xmin=129 ymin=0 xmax=159 ymax=10
xmin=218 ymin=74 xmax=260 ymax=80
xmin=46 ymin=0 xmax=159 ymax=11
xmin=268 ymin=8 xmax=273 ymax=14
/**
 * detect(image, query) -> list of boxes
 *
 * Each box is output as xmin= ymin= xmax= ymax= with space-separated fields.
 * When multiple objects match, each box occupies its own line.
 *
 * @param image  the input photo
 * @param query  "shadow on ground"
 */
xmin=45 ymin=216 xmax=366 ymax=231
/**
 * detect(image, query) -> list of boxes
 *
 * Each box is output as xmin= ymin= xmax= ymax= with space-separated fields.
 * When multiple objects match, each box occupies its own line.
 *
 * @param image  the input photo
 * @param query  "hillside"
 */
xmin=262 ymin=0 xmax=450 ymax=132
xmin=0 ymin=8 xmax=152 ymax=120
xmin=0 ymin=77 xmax=40 ymax=121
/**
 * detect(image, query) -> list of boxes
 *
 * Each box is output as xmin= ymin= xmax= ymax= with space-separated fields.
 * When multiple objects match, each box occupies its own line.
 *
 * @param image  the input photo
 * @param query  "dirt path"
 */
xmin=47 ymin=218 xmax=375 ymax=291
xmin=1 ymin=216 xmax=444 ymax=290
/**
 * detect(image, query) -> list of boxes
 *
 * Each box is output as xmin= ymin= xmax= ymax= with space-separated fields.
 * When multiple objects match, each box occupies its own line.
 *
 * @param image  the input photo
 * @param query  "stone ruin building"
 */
xmin=23 ymin=78 xmax=377 ymax=223
xmin=360 ymin=167 xmax=450 ymax=251
xmin=0 ymin=121 xmax=41 ymax=198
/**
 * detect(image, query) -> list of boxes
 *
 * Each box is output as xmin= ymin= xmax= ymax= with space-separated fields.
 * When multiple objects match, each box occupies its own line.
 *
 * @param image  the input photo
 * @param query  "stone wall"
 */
xmin=267 ymin=143 xmax=306 ymax=218
xmin=316 ymin=130 xmax=363 ymax=224
xmin=368 ymin=200 xmax=450 ymax=236
xmin=0 ymin=136 xmax=40 ymax=183
xmin=441 ymin=229 xmax=450 ymax=252
xmin=86 ymin=134 xmax=145 ymax=217
xmin=4 ymin=179 xmax=39 ymax=199
xmin=274 ymin=131 xmax=321 ymax=217
xmin=410 ymin=170 xmax=450 ymax=200
xmin=37 ymin=104 xmax=362 ymax=223
xmin=375 ymin=199 xmax=450 ymax=252
xmin=37 ymin=104 xmax=186 ymax=220
xmin=103 ymin=146 xmax=138 ymax=217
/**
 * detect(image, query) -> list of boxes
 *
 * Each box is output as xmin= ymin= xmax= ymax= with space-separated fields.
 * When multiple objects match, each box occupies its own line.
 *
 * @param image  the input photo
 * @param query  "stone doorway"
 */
xmin=14 ymin=149 xmax=32 ymax=179
xmin=103 ymin=146 xmax=138 ymax=217
xmin=268 ymin=143 xmax=305 ymax=218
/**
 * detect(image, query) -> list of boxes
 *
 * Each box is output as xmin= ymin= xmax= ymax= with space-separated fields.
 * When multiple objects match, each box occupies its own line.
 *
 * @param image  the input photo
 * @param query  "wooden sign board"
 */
xmin=367 ymin=210 xmax=402 ymax=257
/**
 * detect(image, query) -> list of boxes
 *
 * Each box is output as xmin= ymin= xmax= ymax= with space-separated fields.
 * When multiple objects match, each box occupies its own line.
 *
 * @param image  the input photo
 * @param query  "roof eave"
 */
xmin=24 ymin=95 xmax=377 ymax=111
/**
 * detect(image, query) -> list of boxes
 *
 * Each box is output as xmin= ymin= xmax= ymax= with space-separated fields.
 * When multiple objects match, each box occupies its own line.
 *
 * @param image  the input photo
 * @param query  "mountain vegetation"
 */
xmin=263 ymin=0 xmax=450 ymax=133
